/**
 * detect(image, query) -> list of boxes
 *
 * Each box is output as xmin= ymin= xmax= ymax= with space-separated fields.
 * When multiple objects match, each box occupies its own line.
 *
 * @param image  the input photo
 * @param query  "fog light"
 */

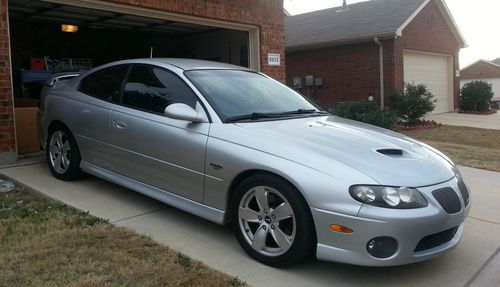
xmin=366 ymin=237 xmax=398 ymax=258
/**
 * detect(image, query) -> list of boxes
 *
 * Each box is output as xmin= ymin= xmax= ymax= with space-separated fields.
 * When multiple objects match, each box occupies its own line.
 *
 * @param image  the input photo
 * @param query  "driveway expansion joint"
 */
xmin=468 ymin=216 xmax=500 ymax=227
xmin=464 ymin=246 xmax=500 ymax=287
xmin=110 ymin=207 xmax=169 ymax=224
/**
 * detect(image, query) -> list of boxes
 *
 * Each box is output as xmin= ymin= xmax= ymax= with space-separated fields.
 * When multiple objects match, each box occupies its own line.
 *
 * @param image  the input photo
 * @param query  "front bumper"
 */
xmin=312 ymin=177 xmax=470 ymax=266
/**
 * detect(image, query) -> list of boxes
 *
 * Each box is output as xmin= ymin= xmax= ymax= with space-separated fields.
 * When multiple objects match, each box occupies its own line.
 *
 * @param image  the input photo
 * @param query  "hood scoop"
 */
xmin=376 ymin=148 xmax=404 ymax=157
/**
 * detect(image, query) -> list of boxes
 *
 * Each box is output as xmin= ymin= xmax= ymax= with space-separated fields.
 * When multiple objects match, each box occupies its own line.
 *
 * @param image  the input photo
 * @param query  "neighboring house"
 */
xmin=460 ymin=59 xmax=500 ymax=101
xmin=285 ymin=0 xmax=467 ymax=114
xmin=0 ymin=0 xmax=285 ymax=163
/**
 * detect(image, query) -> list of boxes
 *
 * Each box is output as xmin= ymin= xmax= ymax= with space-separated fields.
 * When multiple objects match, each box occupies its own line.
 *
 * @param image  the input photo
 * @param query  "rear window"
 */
xmin=78 ymin=65 xmax=129 ymax=103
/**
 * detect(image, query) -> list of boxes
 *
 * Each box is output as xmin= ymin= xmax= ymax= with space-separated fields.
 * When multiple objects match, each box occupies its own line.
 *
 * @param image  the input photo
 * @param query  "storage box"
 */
xmin=15 ymin=107 xmax=40 ymax=154
xmin=30 ymin=58 xmax=46 ymax=71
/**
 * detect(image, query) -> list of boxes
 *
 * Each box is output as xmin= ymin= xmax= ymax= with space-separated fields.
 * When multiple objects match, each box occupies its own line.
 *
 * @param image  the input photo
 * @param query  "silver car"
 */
xmin=39 ymin=59 xmax=470 ymax=267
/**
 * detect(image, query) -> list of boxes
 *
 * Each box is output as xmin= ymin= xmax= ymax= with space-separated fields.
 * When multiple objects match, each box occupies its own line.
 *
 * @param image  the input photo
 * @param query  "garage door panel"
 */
xmin=404 ymin=52 xmax=452 ymax=114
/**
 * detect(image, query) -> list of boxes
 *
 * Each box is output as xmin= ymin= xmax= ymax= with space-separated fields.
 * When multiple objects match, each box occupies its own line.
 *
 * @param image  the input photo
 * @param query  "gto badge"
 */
xmin=210 ymin=163 xmax=223 ymax=170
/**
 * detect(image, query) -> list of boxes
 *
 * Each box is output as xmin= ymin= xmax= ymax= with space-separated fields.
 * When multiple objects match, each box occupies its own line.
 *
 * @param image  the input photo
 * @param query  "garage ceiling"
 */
xmin=9 ymin=0 xmax=213 ymax=34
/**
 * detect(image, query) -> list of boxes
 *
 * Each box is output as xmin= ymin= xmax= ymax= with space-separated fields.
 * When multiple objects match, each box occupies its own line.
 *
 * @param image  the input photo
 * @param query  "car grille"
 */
xmin=457 ymin=180 xmax=470 ymax=207
xmin=432 ymin=187 xmax=461 ymax=214
xmin=415 ymin=226 xmax=459 ymax=252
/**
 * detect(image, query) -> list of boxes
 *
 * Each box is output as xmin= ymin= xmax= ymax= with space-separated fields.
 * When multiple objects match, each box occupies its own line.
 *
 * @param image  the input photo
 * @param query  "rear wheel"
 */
xmin=231 ymin=174 xmax=316 ymax=267
xmin=46 ymin=125 xmax=83 ymax=180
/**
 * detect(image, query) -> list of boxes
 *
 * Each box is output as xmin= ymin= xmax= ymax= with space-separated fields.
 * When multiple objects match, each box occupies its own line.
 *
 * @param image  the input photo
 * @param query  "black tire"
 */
xmin=46 ymin=124 xmax=83 ymax=181
xmin=230 ymin=173 xmax=316 ymax=267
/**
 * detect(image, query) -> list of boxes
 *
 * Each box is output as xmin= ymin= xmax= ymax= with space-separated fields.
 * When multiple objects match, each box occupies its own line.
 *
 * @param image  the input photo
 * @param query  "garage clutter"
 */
xmin=14 ymin=57 xmax=93 ymax=154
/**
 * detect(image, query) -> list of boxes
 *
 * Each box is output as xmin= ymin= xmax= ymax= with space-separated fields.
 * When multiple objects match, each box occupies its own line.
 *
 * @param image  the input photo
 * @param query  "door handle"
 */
xmin=113 ymin=120 xmax=127 ymax=130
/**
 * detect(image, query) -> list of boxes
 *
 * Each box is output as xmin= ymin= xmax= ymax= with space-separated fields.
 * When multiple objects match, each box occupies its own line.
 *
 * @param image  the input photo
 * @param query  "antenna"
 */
xmin=149 ymin=46 xmax=154 ymax=58
xmin=337 ymin=0 xmax=349 ymax=12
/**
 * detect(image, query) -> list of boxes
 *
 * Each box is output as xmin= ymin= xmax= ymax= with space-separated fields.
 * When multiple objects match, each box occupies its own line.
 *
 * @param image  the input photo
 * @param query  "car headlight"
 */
xmin=349 ymin=185 xmax=428 ymax=209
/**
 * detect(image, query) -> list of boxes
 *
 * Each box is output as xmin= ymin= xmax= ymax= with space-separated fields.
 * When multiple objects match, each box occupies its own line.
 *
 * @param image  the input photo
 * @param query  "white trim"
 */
xmin=461 ymin=59 xmax=500 ymax=71
xmin=396 ymin=0 xmax=430 ymax=37
xmin=396 ymin=0 xmax=467 ymax=48
xmin=460 ymin=59 xmax=483 ymax=71
xmin=403 ymin=49 xmax=451 ymax=58
xmin=435 ymin=0 xmax=467 ymax=48
xmin=41 ymin=0 xmax=261 ymax=70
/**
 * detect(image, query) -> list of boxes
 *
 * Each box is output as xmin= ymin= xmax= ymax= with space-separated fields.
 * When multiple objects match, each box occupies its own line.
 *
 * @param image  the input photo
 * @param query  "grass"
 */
xmin=0 ymin=186 xmax=247 ymax=287
xmin=401 ymin=125 xmax=500 ymax=172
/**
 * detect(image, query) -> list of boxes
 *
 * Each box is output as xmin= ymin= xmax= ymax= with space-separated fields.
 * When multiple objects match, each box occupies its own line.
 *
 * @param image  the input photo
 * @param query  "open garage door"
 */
xmin=9 ymin=0 xmax=256 ymax=75
xmin=403 ymin=51 xmax=453 ymax=114
xmin=8 ymin=0 xmax=259 ymax=153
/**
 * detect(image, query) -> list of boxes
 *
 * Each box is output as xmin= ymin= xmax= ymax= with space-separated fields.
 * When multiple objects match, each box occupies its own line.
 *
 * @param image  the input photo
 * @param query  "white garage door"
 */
xmin=404 ymin=52 xmax=453 ymax=114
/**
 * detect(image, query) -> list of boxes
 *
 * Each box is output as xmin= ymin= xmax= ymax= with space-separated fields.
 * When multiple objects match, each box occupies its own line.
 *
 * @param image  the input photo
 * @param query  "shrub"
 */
xmin=332 ymin=101 xmax=397 ymax=130
xmin=491 ymin=101 xmax=499 ymax=110
xmin=388 ymin=83 xmax=436 ymax=124
xmin=460 ymin=80 xmax=494 ymax=112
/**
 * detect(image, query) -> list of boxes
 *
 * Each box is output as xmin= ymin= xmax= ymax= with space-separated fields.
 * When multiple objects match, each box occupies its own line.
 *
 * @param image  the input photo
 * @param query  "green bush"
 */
xmin=460 ymin=80 xmax=494 ymax=112
xmin=388 ymin=83 xmax=436 ymax=124
xmin=492 ymin=101 xmax=499 ymax=110
xmin=332 ymin=101 xmax=397 ymax=130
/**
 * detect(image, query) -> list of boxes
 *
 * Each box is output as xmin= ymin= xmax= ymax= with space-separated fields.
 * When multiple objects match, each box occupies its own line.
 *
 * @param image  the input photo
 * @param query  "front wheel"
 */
xmin=231 ymin=174 xmax=316 ymax=267
xmin=46 ymin=125 xmax=83 ymax=180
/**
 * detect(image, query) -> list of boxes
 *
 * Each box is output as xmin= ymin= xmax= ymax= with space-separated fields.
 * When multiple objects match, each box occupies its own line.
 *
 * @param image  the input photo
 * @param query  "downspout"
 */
xmin=374 ymin=37 xmax=384 ymax=109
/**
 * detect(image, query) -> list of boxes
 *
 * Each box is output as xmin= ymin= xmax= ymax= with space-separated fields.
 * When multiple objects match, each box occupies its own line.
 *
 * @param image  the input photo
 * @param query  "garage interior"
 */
xmin=8 ymin=0 xmax=250 ymax=154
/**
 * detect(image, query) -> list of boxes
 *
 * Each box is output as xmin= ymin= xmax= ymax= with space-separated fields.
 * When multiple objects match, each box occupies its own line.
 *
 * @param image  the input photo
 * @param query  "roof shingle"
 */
xmin=285 ymin=0 xmax=426 ymax=49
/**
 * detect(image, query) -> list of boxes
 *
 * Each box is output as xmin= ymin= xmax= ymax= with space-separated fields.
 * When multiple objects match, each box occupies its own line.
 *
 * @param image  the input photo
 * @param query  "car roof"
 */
xmin=114 ymin=58 xmax=252 ymax=71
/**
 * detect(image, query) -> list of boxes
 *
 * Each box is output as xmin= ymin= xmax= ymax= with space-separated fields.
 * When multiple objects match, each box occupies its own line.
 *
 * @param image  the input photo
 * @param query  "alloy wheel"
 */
xmin=48 ymin=130 xmax=72 ymax=174
xmin=238 ymin=186 xmax=296 ymax=257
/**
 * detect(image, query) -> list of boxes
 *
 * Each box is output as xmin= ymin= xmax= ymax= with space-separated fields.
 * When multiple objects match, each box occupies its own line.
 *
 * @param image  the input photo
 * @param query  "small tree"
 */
xmin=389 ymin=83 xmax=436 ymax=124
xmin=333 ymin=101 xmax=397 ymax=130
xmin=460 ymin=80 xmax=493 ymax=112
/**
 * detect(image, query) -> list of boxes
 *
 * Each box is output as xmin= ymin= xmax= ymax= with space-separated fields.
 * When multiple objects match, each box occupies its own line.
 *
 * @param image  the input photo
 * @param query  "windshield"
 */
xmin=185 ymin=70 xmax=321 ymax=122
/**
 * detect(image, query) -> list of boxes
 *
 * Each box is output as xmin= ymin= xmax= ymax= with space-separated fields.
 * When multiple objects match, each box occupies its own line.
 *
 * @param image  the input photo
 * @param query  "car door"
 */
xmin=72 ymin=64 xmax=129 ymax=169
xmin=107 ymin=64 xmax=209 ymax=202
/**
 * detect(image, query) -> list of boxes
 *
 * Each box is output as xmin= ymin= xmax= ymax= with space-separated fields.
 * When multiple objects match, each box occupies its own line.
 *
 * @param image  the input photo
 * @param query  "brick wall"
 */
xmin=395 ymin=0 xmax=461 ymax=108
xmin=108 ymin=0 xmax=286 ymax=81
xmin=0 ymin=0 xmax=285 ymax=156
xmin=461 ymin=61 xmax=500 ymax=80
xmin=0 ymin=0 xmax=15 ymax=156
xmin=286 ymin=42 xmax=380 ymax=109
xmin=285 ymin=0 xmax=462 ymax=110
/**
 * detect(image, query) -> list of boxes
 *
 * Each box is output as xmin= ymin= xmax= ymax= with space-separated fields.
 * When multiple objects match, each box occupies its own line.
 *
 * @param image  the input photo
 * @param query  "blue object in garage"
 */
xmin=19 ymin=69 xmax=52 ymax=84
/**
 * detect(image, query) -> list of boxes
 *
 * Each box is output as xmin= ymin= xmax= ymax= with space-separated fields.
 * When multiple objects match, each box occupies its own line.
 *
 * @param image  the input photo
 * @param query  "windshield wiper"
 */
xmin=278 ymin=109 xmax=327 ymax=115
xmin=225 ymin=112 xmax=282 ymax=123
xmin=225 ymin=109 xmax=329 ymax=123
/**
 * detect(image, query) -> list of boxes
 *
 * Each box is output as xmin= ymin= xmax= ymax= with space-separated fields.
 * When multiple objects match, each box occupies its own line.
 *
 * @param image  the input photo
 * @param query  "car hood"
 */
xmin=226 ymin=116 xmax=455 ymax=187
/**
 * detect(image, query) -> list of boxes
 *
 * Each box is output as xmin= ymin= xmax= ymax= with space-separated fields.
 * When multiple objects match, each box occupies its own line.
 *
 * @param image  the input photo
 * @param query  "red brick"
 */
xmin=286 ymin=0 xmax=461 ymax=109
xmin=0 ymin=0 xmax=286 ymax=153
xmin=461 ymin=61 xmax=500 ymax=80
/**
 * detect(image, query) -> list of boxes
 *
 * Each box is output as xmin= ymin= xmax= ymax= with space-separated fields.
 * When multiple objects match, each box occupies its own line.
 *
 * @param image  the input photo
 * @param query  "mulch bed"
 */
xmin=395 ymin=120 xmax=443 ymax=131
xmin=460 ymin=109 xmax=498 ymax=115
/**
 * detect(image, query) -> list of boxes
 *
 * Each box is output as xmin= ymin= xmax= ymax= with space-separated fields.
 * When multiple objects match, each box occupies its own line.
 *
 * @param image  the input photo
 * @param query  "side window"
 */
xmin=122 ymin=65 xmax=198 ymax=114
xmin=78 ymin=65 xmax=128 ymax=103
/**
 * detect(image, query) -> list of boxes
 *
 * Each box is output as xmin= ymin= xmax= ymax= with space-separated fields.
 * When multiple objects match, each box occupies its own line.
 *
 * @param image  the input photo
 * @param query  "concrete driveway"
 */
xmin=426 ymin=112 xmax=500 ymax=130
xmin=1 ymin=161 xmax=500 ymax=287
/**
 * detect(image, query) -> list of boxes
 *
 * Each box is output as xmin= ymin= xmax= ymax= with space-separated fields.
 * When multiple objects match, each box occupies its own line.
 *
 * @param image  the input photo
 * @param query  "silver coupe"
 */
xmin=39 ymin=58 xmax=470 ymax=267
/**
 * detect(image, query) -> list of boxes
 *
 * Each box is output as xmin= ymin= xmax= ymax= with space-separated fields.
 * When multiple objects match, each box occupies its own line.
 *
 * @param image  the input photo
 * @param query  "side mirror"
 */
xmin=164 ymin=103 xmax=203 ymax=122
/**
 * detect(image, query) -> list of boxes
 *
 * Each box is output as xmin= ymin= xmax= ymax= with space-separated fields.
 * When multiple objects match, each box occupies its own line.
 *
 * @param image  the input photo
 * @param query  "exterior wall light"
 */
xmin=61 ymin=24 xmax=78 ymax=33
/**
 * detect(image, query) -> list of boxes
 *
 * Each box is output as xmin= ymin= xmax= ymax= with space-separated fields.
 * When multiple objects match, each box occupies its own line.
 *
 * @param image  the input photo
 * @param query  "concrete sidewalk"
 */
xmin=1 ymin=162 xmax=500 ymax=287
xmin=426 ymin=112 xmax=500 ymax=130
